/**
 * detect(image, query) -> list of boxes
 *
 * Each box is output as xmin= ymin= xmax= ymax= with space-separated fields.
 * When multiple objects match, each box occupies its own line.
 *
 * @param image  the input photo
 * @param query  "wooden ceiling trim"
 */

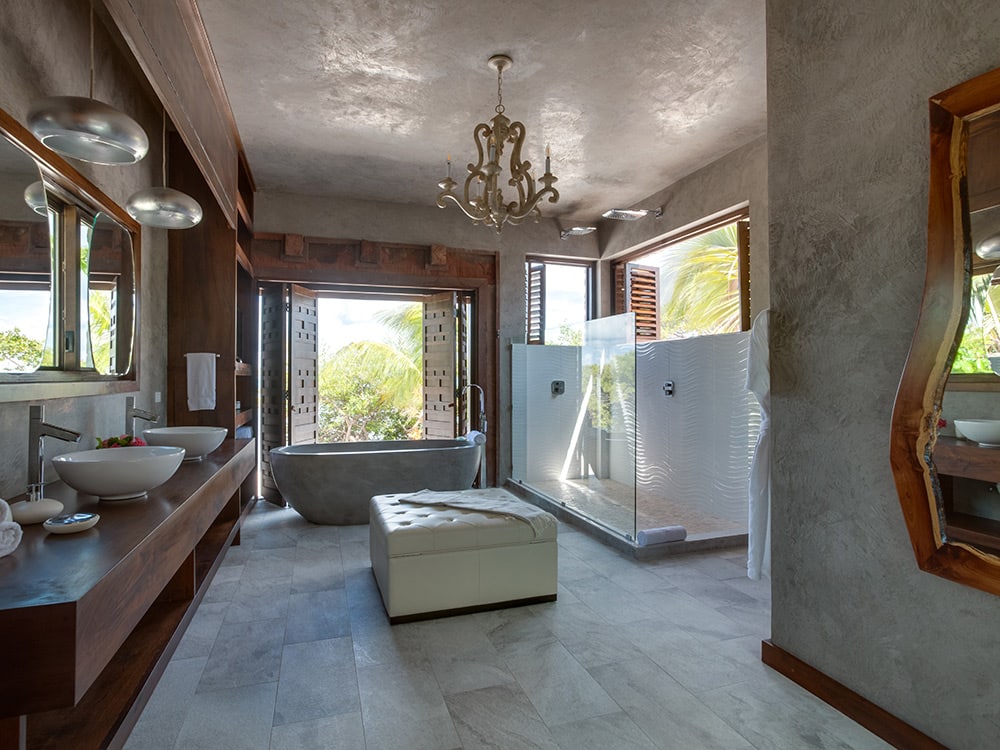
xmin=102 ymin=0 xmax=240 ymax=228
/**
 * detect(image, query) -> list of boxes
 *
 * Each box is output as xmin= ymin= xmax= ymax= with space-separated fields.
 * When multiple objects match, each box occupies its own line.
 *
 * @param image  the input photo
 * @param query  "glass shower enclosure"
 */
xmin=512 ymin=313 xmax=758 ymax=544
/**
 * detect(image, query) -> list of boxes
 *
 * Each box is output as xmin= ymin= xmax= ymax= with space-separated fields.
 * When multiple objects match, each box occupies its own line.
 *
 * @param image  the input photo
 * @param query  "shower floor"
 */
xmin=528 ymin=476 xmax=746 ymax=539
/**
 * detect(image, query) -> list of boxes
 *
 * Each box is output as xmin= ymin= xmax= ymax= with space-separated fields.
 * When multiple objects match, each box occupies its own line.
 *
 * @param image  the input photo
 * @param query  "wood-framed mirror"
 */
xmin=892 ymin=65 xmax=1000 ymax=596
xmin=0 ymin=105 xmax=141 ymax=399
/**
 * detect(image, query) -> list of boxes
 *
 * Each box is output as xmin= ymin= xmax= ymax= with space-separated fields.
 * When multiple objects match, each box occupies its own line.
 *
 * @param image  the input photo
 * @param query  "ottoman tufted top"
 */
xmin=371 ymin=490 xmax=557 ymax=557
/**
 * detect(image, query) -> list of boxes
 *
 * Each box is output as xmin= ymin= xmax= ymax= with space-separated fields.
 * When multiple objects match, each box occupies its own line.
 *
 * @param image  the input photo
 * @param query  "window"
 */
xmin=612 ymin=210 xmax=750 ymax=340
xmin=953 ymin=263 xmax=1000 ymax=376
xmin=524 ymin=258 xmax=593 ymax=345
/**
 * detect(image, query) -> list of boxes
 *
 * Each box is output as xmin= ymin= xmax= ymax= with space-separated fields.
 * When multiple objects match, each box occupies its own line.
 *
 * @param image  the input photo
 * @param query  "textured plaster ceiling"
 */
xmin=196 ymin=0 xmax=766 ymax=224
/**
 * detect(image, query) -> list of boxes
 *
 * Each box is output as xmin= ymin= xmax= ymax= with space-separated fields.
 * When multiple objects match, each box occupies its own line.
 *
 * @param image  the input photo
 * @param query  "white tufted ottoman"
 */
xmin=369 ymin=488 xmax=558 ymax=623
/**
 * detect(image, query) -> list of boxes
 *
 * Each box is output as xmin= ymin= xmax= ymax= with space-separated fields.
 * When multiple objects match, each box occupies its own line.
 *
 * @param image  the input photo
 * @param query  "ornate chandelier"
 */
xmin=437 ymin=54 xmax=558 ymax=233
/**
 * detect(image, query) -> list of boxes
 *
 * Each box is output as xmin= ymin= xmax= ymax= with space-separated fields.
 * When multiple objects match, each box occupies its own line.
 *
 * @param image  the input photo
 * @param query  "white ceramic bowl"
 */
xmin=52 ymin=445 xmax=185 ymax=500
xmin=954 ymin=419 xmax=1000 ymax=447
xmin=142 ymin=426 xmax=228 ymax=461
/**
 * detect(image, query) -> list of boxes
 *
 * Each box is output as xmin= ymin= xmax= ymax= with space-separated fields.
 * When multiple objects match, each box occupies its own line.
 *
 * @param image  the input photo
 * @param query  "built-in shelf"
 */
xmin=932 ymin=435 xmax=1000 ymax=554
xmin=235 ymin=409 xmax=254 ymax=428
xmin=0 ymin=439 xmax=256 ymax=750
xmin=932 ymin=436 xmax=1000 ymax=482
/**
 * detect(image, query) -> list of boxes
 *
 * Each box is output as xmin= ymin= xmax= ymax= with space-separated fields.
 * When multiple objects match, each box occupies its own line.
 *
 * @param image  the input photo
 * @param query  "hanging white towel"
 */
xmin=186 ymin=352 xmax=217 ymax=411
xmin=746 ymin=309 xmax=771 ymax=580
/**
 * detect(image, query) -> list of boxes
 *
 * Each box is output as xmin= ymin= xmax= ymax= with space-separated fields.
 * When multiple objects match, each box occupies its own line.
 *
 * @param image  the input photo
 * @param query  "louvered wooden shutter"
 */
xmin=423 ymin=292 xmax=458 ymax=438
xmin=526 ymin=261 xmax=545 ymax=344
xmin=615 ymin=263 xmax=660 ymax=341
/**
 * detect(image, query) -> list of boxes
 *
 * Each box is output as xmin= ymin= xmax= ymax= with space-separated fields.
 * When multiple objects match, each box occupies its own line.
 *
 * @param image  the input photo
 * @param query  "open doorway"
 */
xmin=257 ymin=284 xmax=478 ymax=499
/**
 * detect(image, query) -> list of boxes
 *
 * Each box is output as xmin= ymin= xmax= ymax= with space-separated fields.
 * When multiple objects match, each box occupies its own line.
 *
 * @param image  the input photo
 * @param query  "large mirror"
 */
xmin=0 ymin=133 xmax=52 ymax=373
xmin=0 ymin=105 xmax=140 ymax=395
xmin=891 ymin=65 xmax=1000 ymax=598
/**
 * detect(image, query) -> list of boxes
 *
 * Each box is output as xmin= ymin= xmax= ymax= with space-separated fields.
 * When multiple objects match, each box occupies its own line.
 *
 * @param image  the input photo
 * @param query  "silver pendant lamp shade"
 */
xmin=23 ymin=181 xmax=48 ymax=216
xmin=126 ymin=185 xmax=203 ymax=229
xmin=126 ymin=113 xmax=202 ymax=229
xmin=26 ymin=3 xmax=148 ymax=165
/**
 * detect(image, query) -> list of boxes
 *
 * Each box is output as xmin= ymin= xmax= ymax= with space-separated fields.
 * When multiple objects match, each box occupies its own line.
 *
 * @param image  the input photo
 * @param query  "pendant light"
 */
xmin=126 ymin=112 xmax=203 ymax=229
xmin=27 ymin=1 xmax=148 ymax=165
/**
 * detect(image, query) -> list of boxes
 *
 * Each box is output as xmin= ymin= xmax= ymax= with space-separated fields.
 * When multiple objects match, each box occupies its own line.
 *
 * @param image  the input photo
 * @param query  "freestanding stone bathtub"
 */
xmin=269 ymin=438 xmax=482 ymax=524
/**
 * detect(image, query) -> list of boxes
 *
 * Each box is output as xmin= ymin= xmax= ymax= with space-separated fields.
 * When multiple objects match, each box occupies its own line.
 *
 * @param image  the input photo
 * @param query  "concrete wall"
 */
xmin=767 ymin=0 xmax=1000 ymax=745
xmin=0 ymin=0 xmax=167 ymax=499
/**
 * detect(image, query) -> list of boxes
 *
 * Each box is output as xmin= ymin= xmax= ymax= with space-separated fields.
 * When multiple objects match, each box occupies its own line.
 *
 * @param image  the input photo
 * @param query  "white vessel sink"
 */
xmin=142 ymin=426 xmax=227 ymax=461
xmin=52 ymin=445 xmax=185 ymax=500
xmin=954 ymin=419 xmax=1000 ymax=447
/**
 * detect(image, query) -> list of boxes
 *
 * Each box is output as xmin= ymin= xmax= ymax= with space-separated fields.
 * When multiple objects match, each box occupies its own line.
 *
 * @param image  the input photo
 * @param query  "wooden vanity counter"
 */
xmin=932 ymin=436 xmax=1000 ymax=553
xmin=0 ymin=438 xmax=255 ymax=750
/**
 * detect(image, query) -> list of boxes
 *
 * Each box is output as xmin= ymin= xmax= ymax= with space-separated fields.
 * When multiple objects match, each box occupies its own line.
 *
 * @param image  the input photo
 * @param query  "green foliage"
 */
xmin=0 ymin=327 xmax=44 ymax=372
xmin=317 ymin=302 xmax=424 ymax=442
xmin=660 ymin=224 xmax=741 ymax=338
xmin=584 ymin=351 xmax=636 ymax=431
xmin=953 ymin=274 xmax=994 ymax=374
xmin=554 ymin=324 xmax=583 ymax=346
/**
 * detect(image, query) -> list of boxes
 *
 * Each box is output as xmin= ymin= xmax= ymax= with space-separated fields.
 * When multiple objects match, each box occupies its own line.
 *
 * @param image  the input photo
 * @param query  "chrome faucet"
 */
xmin=28 ymin=405 xmax=82 ymax=500
xmin=125 ymin=396 xmax=158 ymax=436
xmin=459 ymin=383 xmax=487 ymax=435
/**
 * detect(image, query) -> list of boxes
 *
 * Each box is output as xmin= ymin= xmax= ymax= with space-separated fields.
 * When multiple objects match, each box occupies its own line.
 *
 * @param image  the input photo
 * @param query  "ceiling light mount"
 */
xmin=437 ymin=53 xmax=559 ymax=233
xmin=602 ymin=207 xmax=663 ymax=221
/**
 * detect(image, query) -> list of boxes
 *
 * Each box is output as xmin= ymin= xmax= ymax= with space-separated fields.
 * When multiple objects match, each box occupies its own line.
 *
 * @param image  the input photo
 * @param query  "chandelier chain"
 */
xmin=495 ymin=66 xmax=504 ymax=115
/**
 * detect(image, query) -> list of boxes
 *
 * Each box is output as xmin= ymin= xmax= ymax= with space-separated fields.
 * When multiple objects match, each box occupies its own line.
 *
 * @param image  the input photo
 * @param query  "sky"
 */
xmin=317 ymin=297 xmax=415 ymax=355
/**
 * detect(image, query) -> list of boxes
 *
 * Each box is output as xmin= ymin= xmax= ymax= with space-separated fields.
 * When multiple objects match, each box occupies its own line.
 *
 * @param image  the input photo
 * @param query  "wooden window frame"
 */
xmin=524 ymin=256 xmax=595 ymax=345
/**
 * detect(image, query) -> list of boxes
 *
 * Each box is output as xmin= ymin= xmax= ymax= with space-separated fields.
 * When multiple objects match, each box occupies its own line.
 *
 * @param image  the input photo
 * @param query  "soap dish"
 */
xmin=43 ymin=513 xmax=100 ymax=534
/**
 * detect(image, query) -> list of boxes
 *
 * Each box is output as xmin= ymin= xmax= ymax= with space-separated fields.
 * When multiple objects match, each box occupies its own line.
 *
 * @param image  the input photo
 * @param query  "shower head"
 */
xmin=559 ymin=225 xmax=597 ymax=239
xmin=601 ymin=207 xmax=663 ymax=221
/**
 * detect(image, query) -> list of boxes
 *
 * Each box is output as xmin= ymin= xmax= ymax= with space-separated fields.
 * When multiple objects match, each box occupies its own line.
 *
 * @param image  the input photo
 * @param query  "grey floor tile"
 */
xmin=223 ymin=574 xmax=292 ymax=624
xmin=284 ymin=588 xmax=351 ymax=644
xmin=446 ymin=683 xmax=561 ymax=750
xmin=357 ymin=661 xmax=461 ymax=750
xmin=497 ymin=636 xmax=619 ymax=726
xmin=549 ymin=711 xmax=658 ymax=750
xmin=589 ymin=656 xmax=755 ymax=749
xmin=173 ymin=601 xmax=228 ymax=660
xmin=123 ymin=657 xmax=207 ymax=750
xmin=198 ymin=617 xmax=285 ymax=692
xmin=699 ymin=677 xmax=893 ymax=750
xmin=269 ymin=712 xmax=366 ymax=750
xmin=273 ymin=636 xmax=360 ymax=726
xmin=291 ymin=546 xmax=345 ymax=593
xmin=173 ymin=681 xmax=277 ymax=750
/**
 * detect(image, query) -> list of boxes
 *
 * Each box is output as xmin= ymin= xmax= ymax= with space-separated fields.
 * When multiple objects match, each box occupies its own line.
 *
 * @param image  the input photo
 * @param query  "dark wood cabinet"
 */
xmin=0 ymin=439 xmax=255 ymax=750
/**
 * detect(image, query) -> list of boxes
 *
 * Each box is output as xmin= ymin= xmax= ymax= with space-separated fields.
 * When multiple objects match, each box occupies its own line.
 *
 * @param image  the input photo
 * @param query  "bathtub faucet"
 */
xmin=459 ymin=383 xmax=487 ymax=435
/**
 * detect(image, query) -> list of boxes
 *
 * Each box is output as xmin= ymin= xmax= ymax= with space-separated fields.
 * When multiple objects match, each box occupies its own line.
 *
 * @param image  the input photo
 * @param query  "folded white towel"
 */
xmin=636 ymin=526 xmax=687 ymax=546
xmin=399 ymin=488 xmax=555 ymax=537
xmin=186 ymin=352 xmax=217 ymax=411
xmin=0 ymin=520 xmax=23 ymax=558
xmin=0 ymin=498 xmax=11 ymax=524
xmin=465 ymin=430 xmax=487 ymax=446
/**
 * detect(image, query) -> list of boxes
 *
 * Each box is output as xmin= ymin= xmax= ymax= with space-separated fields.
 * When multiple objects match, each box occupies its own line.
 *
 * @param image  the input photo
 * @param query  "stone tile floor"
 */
xmin=124 ymin=501 xmax=890 ymax=750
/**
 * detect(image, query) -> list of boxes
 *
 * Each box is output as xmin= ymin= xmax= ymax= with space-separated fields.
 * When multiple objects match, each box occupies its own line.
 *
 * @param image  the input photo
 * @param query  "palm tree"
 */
xmin=660 ymin=223 xmax=741 ymax=337
xmin=317 ymin=301 xmax=424 ymax=441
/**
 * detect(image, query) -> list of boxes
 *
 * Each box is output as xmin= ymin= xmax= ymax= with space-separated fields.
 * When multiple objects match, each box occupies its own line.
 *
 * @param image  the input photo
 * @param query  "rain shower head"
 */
xmin=601 ymin=207 xmax=663 ymax=221
xmin=559 ymin=225 xmax=597 ymax=239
